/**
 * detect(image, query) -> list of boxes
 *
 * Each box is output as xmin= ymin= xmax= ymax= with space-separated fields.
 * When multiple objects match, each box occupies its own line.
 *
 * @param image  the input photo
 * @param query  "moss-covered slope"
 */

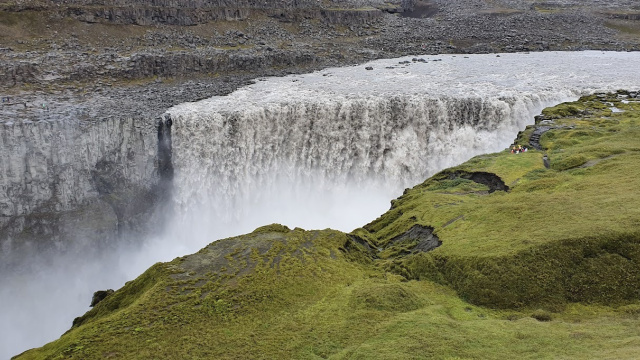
xmin=359 ymin=91 xmax=640 ymax=309
xmin=15 ymin=92 xmax=640 ymax=359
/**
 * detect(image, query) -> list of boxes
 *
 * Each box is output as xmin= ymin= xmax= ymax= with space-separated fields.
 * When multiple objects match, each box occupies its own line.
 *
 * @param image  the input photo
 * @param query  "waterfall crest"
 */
xmin=169 ymin=94 xmax=564 ymax=223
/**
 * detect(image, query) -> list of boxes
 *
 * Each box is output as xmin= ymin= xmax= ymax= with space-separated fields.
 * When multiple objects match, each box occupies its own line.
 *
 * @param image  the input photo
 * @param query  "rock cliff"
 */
xmin=3 ymin=0 xmax=392 ymax=25
xmin=0 ymin=115 xmax=161 ymax=266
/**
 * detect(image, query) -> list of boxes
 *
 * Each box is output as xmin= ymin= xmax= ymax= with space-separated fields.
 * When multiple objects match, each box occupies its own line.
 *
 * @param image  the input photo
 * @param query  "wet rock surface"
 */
xmin=529 ymin=126 xmax=552 ymax=150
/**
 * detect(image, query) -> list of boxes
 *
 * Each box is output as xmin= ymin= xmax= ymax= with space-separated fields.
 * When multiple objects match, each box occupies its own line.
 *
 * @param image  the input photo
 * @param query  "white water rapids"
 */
xmin=3 ymin=51 xmax=640 ymax=358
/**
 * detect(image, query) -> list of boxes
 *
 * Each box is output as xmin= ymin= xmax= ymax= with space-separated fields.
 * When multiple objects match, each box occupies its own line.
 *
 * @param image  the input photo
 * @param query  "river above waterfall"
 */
xmin=172 ymin=51 xmax=640 ymax=111
xmin=3 ymin=51 xmax=640 ymax=359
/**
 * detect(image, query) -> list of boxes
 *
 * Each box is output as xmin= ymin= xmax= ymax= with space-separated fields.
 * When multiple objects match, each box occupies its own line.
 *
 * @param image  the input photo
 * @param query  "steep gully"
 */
xmin=3 ymin=51 xmax=640 ymax=358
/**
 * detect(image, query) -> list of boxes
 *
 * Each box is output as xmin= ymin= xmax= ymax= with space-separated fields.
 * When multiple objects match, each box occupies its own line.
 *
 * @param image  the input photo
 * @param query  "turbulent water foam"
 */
xmin=3 ymin=51 xmax=640 ymax=358
xmin=168 ymin=95 xmax=558 ymax=235
xmin=167 ymin=51 xmax=640 ymax=232
xmin=172 ymin=96 xmax=552 ymax=199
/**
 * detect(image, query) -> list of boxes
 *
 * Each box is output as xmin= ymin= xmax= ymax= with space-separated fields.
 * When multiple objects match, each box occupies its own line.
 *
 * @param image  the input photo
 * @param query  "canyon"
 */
xmin=3 ymin=0 xmax=640 ymax=358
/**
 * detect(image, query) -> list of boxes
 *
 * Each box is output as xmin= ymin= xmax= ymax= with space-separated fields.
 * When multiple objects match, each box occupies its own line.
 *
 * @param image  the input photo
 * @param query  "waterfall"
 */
xmin=167 ymin=94 xmax=564 ymax=231
xmin=163 ymin=51 xmax=640 ymax=234
xmin=3 ymin=51 xmax=640 ymax=359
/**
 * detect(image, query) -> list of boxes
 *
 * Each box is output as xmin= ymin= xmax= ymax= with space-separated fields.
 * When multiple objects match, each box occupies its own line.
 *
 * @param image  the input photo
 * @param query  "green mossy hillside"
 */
xmin=15 ymin=92 xmax=640 ymax=359
xmin=16 ymin=228 xmax=378 ymax=359
xmin=361 ymin=91 xmax=640 ymax=309
xmin=16 ymin=227 xmax=640 ymax=360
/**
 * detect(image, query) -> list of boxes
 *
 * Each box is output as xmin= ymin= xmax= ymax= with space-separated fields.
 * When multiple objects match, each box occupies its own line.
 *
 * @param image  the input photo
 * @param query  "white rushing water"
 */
xmin=166 ymin=51 xmax=640 ymax=237
xmin=3 ymin=51 xmax=640 ymax=358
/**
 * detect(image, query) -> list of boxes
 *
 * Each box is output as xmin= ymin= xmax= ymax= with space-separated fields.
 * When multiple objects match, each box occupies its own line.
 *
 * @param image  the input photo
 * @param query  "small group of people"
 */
xmin=510 ymin=144 xmax=528 ymax=154
xmin=1 ymin=96 xmax=11 ymax=103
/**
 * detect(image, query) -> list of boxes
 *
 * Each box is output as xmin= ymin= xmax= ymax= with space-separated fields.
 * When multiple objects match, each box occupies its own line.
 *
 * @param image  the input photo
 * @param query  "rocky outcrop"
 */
xmin=0 ymin=62 xmax=40 ymax=88
xmin=433 ymin=170 xmax=509 ymax=193
xmin=2 ymin=0 xmax=639 ymax=91
xmin=601 ymin=11 xmax=640 ymax=20
xmin=115 ymin=49 xmax=320 ymax=80
xmin=1 ymin=48 xmax=325 ymax=88
xmin=529 ymin=125 xmax=552 ymax=150
xmin=42 ymin=0 xmax=324 ymax=9
xmin=90 ymin=289 xmax=114 ymax=307
xmin=66 ymin=6 xmax=251 ymax=25
xmin=388 ymin=225 xmax=441 ymax=253
xmin=64 ymin=7 xmax=383 ymax=26
xmin=460 ymin=171 xmax=509 ymax=193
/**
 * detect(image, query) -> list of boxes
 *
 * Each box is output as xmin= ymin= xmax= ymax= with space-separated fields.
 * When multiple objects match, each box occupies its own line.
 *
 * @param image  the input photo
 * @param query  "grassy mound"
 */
xmin=15 ymin=92 xmax=640 ymax=359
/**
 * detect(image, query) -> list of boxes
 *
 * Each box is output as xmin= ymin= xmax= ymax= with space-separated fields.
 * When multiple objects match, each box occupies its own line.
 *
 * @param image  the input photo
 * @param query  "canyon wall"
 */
xmin=4 ymin=0 xmax=391 ymax=25
xmin=5 ymin=51 xmax=640 ymax=261
xmin=0 ymin=116 xmax=160 ymax=264
xmin=4 ymin=51 xmax=640 ymax=359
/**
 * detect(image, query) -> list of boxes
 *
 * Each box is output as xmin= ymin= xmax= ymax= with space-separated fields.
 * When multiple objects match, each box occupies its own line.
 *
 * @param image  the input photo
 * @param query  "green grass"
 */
xmin=15 ymin=93 xmax=640 ymax=359
xmin=15 ymin=235 xmax=640 ymax=359
xmin=364 ymin=94 xmax=640 ymax=256
xmin=15 ymin=228 xmax=640 ymax=359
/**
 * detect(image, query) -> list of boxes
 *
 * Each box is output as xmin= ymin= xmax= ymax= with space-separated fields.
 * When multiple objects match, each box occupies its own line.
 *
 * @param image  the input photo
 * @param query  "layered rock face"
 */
xmin=3 ymin=51 xmax=640 ymax=360
xmin=8 ymin=0 xmax=389 ymax=25
xmin=0 ymin=116 xmax=161 ymax=266
xmin=4 ymin=51 xmax=640 ymax=265
xmin=2 ymin=0 xmax=639 ymax=92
